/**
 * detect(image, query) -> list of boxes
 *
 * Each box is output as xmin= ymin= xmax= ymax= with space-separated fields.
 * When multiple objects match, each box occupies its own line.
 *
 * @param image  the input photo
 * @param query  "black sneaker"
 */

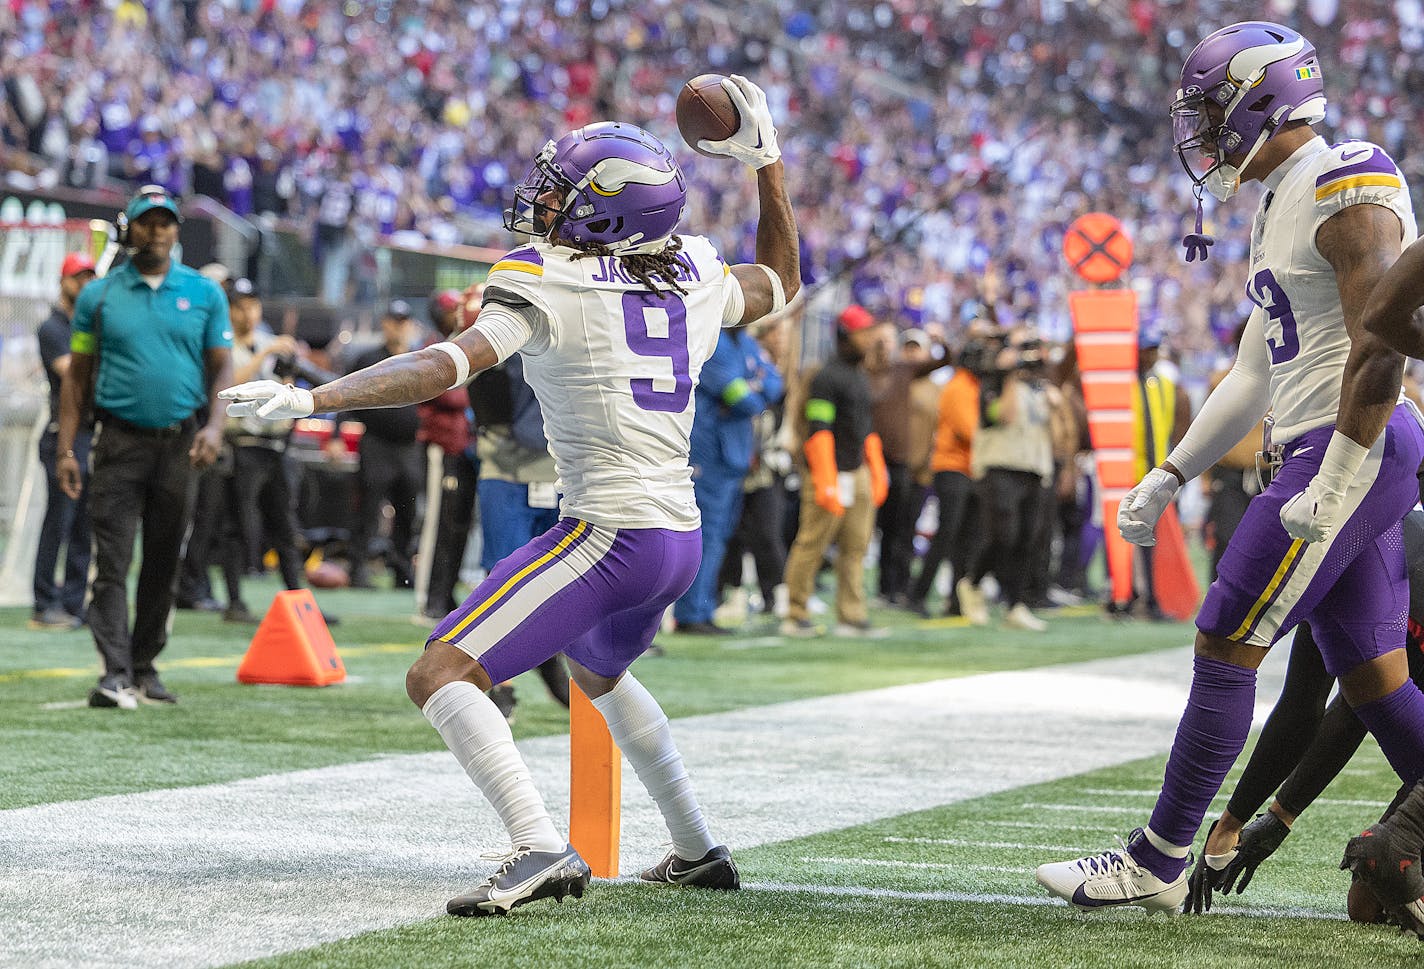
xmin=1342 ymin=824 xmax=1424 ymax=936
xmin=447 ymin=844 xmax=591 ymax=917
xmin=224 ymin=601 xmax=259 ymax=624
xmin=640 ymin=844 xmax=740 ymax=890
xmin=489 ymin=684 xmax=517 ymax=724
xmin=674 ymin=621 xmax=733 ymax=636
xmin=88 ymin=675 xmax=137 ymax=710
xmin=136 ymin=674 xmax=178 ymax=705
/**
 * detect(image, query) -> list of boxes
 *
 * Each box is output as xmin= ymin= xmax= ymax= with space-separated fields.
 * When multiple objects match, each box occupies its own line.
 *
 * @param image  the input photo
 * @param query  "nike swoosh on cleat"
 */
xmin=483 ymin=865 xmax=576 ymax=910
xmin=1069 ymin=884 xmax=1173 ymax=908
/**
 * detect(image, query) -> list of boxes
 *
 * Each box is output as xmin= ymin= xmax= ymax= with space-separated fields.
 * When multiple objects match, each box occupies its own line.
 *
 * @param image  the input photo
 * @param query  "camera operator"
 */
xmin=968 ymin=325 xmax=1055 ymax=632
xmin=221 ymin=279 xmax=337 ymax=623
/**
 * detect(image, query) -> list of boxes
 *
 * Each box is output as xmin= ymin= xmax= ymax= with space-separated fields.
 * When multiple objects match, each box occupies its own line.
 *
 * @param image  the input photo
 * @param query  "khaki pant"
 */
xmin=784 ymin=464 xmax=875 ymax=624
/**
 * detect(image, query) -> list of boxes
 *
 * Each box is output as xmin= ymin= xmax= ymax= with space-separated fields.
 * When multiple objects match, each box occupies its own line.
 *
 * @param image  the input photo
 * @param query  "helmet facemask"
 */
xmin=505 ymin=140 xmax=574 ymax=239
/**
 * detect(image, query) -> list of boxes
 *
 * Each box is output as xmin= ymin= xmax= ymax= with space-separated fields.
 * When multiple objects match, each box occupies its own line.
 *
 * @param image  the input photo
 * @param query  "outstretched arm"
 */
xmin=698 ymin=74 xmax=800 ymax=324
xmin=222 ymin=328 xmax=499 ymax=419
xmin=730 ymin=161 xmax=800 ymax=324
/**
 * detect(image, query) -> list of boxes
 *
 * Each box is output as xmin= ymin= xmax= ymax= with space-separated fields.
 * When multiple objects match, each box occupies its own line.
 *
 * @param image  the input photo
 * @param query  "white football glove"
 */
xmin=697 ymin=74 xmax=781 ymax=169
xmin=1117 ymin=468 xmax=1181 ymax=547
xmin=220 ymin=380 xmax=314 ymax=420
xmin=1280 ymin=432 xmax=1368 ymax=543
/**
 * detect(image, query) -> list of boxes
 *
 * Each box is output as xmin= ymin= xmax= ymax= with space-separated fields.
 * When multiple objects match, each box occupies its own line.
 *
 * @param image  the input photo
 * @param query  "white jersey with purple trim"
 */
xmin=1248 ymin=136 xmax=1416 ymax=444
xmin=476 ymin=235 xmax=741 ymax=530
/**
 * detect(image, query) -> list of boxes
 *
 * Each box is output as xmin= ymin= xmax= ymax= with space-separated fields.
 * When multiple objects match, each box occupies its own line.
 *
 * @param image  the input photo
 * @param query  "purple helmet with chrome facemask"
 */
xmin=1171 ymin=22 xmax=1327 ymax=204
xmin=504 ymin=122 xmax=687 ymax=253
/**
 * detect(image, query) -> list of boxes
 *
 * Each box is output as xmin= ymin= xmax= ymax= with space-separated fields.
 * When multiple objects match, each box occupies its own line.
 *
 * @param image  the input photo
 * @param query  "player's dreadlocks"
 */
xmin=570 ymin=235 xmax=689 ymax=296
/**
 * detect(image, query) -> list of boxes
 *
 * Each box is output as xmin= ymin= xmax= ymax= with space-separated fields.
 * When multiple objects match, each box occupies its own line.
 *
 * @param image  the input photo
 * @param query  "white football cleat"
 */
xmin=1004 ymin=603 xmax=1048 ymax=632
xmin=1035 ymin=830 xmax=1189 ymax=914
xmin=955 ymin=577 xmax=990 ymax=625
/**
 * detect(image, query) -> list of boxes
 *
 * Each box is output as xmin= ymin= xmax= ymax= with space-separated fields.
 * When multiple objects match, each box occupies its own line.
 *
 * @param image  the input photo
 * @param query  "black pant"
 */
xmin=876 ymin=461 xmax=921 ymax=599
xmin=88 ymin=420 xmax=198 ymax=680
xmin=1025 ymin=470 xmax=1058 ymax=605
xmin=177 ymin=464 xmax=228 ymax=604
xmin=973 ymin=467 xmax=1048 ymax=609
xmin=718 ymin=480 xmax=787 ymax=602
xmin=426 ymin=449 xmax=479 ymax=616
xmin=910 ymin=470 xmax=979 ymax=608
xmin=34 ymin=428 xmax=92 ymax=616
xmin=1208 ymin=467 xmax=1254 ymax=582
xmin=224 ymin=445 xmax=304 ymax=602
xmin=351 ymin=436 xmax=423 ymax=581
xmin=1054 ymin=487 xmax=1090 ymax=594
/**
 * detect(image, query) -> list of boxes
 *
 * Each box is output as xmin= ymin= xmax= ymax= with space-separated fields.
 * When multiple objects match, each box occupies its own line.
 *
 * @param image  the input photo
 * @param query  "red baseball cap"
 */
xmin=432 ymin=289 xmax=461 ymax=313
xmin=61 ymin=252 xmax=96 ymax=278
xmin=837 ymin=304 xmax=875 ymax=332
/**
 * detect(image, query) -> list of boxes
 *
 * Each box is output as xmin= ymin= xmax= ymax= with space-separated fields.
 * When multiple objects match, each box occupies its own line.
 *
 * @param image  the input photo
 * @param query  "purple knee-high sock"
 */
xmin=1353 ymin=681 xmax=1424 ymax=786
xmin=1131 ymin=655 xmax=1257 ymax=881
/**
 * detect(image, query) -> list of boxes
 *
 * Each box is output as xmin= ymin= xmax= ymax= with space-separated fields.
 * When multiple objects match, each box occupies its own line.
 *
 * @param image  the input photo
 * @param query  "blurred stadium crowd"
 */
xmin=6 ymin=0 xmax=1424 ymax=367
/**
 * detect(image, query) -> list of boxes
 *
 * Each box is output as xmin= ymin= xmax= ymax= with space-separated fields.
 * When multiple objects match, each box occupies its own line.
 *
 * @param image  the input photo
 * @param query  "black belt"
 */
xmin=98 ymin=411 xmax=196 ymax=439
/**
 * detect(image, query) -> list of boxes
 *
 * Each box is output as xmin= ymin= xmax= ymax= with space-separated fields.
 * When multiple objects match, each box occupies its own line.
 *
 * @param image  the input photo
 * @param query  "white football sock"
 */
xmin=592 ymin=673 xmax=716 ymax=860
xmin=422 ymin=681 xmax=565 ymax=853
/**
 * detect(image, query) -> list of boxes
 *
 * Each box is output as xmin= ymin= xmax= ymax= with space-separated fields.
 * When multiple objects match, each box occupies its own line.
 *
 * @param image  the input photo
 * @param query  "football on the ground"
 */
xmin=306 ymin=561 xmax=350 ymax=589
xmin=676 ymin=74 xmax=740 ymax=156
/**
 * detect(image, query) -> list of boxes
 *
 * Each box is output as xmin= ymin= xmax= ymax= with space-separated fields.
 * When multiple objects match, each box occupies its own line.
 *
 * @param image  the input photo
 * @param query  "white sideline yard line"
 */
xmin=882 ymin=837 xmax=1092 ymax=852
xmin=0 ymin=644 xmax=1291 ymax=969
xmin=982 ymin=820 xmax=1118 ymax=833
xmin=740 ymin=881 xmax=1349 ymax=921
xmin=801 ymin=856 xmax=1028 ymax=874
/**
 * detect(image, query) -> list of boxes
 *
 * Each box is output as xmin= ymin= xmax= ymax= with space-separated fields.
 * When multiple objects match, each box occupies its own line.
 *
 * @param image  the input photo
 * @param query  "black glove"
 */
xmin=1218 ymin=811 xmax=1291 ymax=896
xmin=1185 ymin=820 xmax=1232 ymax=914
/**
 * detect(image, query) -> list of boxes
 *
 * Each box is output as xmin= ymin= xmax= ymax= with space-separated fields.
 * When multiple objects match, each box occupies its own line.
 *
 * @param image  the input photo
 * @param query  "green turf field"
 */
xmin=4 ymin=576 xmax=1420 ymax=968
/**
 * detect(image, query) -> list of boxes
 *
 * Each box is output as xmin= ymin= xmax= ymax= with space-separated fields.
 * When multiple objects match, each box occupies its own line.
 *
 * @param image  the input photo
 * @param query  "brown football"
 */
xmin=676 ymin=74 xmax=741 ymax=157
xmin=306 ymin=561 xmax=350 ymax=589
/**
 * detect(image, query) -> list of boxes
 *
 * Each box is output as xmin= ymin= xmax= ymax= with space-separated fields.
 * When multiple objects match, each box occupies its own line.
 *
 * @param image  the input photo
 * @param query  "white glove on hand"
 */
xmin=1280 ymin=431 xmax=1368 ymax=543
xmin=1117 ymin=468 xmax=1181 ymax=547
xmin=220 ymin=380 xmax=314 ymax=420
xmin=697 ymin=74 xmax=781 ymax=169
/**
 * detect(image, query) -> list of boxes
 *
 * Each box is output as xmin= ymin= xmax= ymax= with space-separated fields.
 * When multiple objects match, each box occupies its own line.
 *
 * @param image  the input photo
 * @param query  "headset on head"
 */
xmin=116 ymin=184 xmax=178 ymax=248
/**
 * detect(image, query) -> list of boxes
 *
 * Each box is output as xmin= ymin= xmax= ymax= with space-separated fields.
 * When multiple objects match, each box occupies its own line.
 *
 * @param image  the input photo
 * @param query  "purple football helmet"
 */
xmin=505 ymin=122 xmax=687 ymax=252
xmin=1171 ymin=21 xmax=1327 ymax=201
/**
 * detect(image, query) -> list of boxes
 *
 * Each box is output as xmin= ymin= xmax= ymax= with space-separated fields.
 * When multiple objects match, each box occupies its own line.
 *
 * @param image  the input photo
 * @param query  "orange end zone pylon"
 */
xmin=236 ymin=589 xmax=345 ymax=686
xmin=569 ymin=681 xmax=621 ymax=877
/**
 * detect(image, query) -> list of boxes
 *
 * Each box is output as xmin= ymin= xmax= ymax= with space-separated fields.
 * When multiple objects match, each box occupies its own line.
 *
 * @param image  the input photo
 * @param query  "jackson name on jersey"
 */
xmin=471 ymin=234 xmax=744 ymax=531
xmin=1248 ymin=137 xmax=1416 ymax=444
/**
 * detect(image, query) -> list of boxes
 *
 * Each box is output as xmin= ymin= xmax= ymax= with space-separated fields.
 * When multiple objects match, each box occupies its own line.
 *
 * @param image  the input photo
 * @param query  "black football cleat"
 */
xmin=447 ymin=845 xmax=590 ymax=917
xmin=640 ymin=844 xmax=740 ymax=890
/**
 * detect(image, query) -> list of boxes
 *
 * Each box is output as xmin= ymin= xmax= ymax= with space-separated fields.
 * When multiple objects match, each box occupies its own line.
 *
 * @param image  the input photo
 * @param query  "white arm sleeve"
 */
xmin=720 ymin=270 xmax=746 ymax=327
xmin=472 ymin=301 xmax=545 ymax=363
xmin=1164 ymin=308 xmax=1272 ymax=482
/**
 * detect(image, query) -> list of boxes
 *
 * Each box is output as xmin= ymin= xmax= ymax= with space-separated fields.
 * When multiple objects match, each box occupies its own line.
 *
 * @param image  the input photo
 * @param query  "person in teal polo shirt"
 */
xmin=55 ymin=184 xmax=233 ymax=709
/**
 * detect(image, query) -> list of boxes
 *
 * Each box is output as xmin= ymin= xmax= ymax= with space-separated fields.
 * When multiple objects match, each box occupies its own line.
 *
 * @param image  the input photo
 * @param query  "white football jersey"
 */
xmin=1248 ymin=136 xmax=1416 ymax=443
xmin=473 ymin=235 xmax=742 ymax=530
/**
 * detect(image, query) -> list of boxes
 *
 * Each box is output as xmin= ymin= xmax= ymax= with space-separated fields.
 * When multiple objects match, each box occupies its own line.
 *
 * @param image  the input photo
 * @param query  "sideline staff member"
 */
xmin=56 ymin=185 xmax=233 ymax=709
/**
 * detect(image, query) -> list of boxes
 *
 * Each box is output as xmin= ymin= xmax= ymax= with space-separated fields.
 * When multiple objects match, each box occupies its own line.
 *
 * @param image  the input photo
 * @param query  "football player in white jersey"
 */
xmin=1036 ymin=22 xmax=1424 ymax=917
xmin=222 ymin=76 xmax=798 ymax=916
